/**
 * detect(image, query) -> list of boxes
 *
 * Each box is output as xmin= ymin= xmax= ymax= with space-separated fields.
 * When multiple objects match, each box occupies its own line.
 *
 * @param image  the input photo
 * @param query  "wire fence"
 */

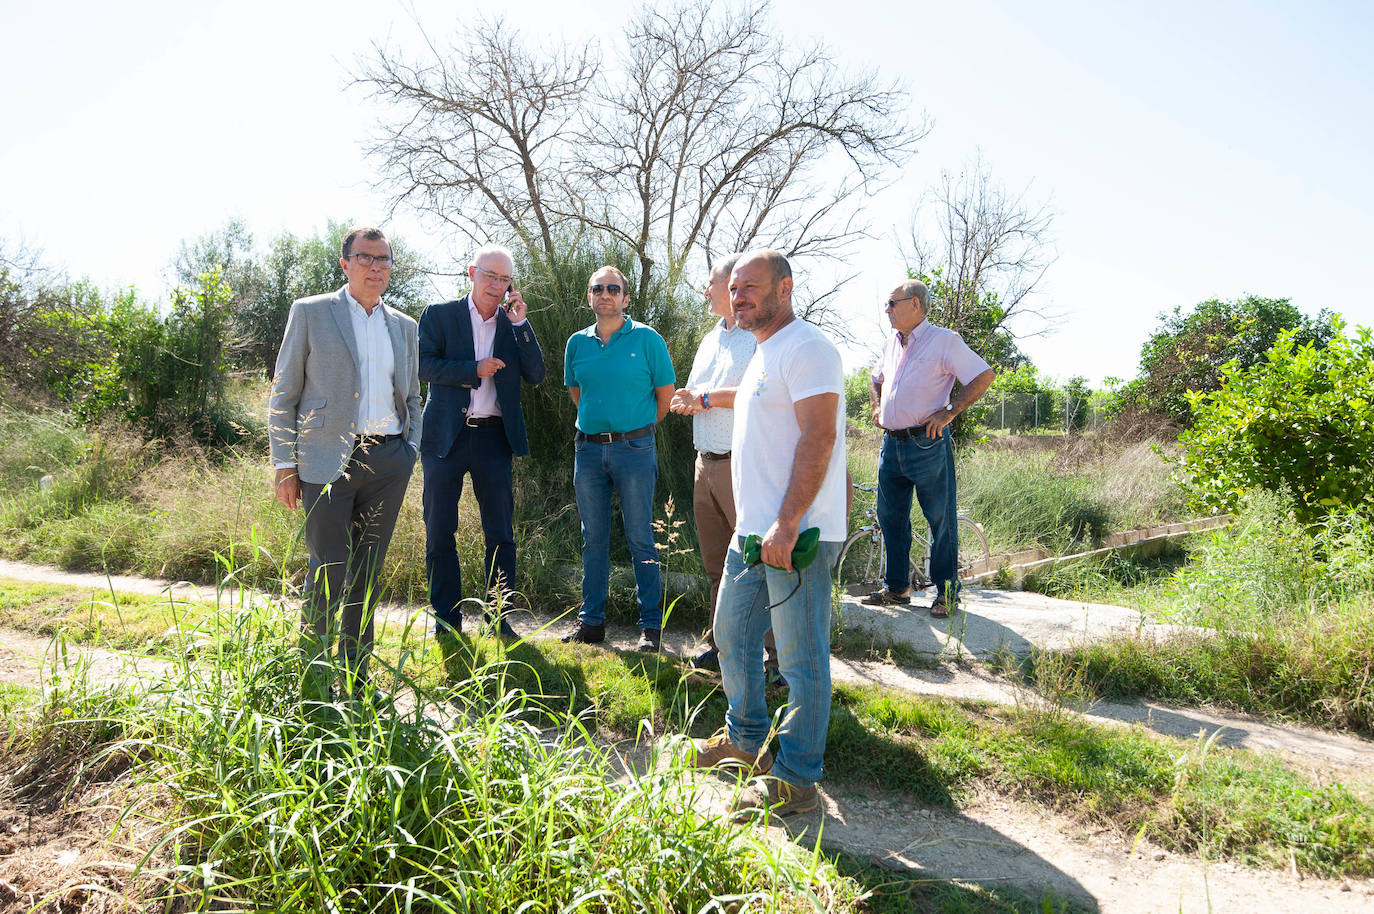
xmin=968 ymin=390 xmax=1111 ymax=434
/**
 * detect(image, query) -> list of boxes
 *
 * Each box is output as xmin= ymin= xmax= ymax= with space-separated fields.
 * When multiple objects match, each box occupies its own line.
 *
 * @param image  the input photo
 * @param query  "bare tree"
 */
xmin=904 ymin=155 xmax=1056 ymax=368
xmin=357 ymin=0 xmax=922 ymax=304
xmin=362 ymin=22 xmax=598 ymax=298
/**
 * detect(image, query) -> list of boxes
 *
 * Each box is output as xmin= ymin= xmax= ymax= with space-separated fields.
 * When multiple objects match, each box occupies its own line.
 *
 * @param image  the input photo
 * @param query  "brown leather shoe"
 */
xmin=687 ymin=730 xmax=773 ymax=775
xmin=861 ymin=588 xmax=910 ymax=606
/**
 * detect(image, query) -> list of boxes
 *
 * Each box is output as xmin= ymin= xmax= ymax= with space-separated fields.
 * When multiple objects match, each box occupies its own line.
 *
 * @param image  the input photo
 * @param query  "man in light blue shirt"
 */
xmin=563 ymin=265 xmax=675 ymax=651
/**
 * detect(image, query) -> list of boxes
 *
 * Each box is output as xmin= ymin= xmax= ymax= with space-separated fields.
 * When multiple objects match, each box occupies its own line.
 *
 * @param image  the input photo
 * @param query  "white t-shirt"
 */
xmin=732 ymin=318 xmax=847 ymax=543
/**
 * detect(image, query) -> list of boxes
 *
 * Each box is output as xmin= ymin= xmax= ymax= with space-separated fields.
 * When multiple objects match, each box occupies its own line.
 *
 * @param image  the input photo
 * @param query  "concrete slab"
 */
xmin=835 ymin=586 xmax=1195 ymax=660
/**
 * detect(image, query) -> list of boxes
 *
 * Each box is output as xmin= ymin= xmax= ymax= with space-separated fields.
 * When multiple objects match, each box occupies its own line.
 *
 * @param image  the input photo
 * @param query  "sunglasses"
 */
xmin=589 ymin=283 xmax=623 ymax=295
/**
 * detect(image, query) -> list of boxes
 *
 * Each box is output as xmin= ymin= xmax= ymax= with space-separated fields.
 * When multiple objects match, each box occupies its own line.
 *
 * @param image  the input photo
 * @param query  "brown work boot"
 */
xmin=687 ymin=729 xmax=773 ymax=775
xmin=728 ymin=776 xmax=819 ymax=821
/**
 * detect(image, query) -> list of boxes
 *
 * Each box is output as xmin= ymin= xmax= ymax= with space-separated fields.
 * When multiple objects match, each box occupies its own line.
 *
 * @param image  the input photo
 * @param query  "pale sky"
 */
xmin=3 ymin=0 xmax=1371 ymax=384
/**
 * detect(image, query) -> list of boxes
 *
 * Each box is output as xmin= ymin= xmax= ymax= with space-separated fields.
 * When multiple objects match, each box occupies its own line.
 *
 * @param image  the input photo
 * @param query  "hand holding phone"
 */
xmin=504 ymin=284 xmax=528 ymax=322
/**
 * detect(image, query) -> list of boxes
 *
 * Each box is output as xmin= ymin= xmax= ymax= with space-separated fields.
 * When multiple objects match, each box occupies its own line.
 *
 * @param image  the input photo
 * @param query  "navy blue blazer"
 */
xmin=418 ymin=295 xmax=546 ymax=458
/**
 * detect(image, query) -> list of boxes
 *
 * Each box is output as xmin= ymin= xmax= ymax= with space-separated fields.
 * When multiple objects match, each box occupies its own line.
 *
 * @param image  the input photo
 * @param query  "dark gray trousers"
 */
xmin=299 ymin=436 xmax=415 ymax=694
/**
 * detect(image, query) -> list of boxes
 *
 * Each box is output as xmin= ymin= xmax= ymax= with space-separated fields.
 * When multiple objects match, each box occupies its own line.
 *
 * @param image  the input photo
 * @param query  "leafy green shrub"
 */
xmin=1179 ymin=322 xmax=1374 ymax=523
xmin=1125 ymin=295 xmax=1335 ymax=425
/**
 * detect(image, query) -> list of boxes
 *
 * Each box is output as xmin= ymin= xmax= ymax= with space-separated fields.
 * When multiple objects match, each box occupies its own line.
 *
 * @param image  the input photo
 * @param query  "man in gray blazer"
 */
xmin=268 ymin=225 xmax=422 ymax=700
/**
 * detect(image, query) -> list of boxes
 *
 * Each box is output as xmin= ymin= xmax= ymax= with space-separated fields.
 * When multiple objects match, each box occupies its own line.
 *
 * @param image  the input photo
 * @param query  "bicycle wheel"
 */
xmin=914 ymin=517 xmax=991 ymax=584
xmin=957 ymin=516 xmax=992 ymax=580
xmin=834 ymin=528 xmax=884 ymax=595
xmin=908 ymin=529 xmax=935 ymax=589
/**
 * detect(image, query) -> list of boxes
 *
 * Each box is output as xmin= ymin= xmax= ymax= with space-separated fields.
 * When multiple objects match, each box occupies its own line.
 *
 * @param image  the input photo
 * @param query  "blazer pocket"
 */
xmin=298 ymin=399 xmax=327 ymax=429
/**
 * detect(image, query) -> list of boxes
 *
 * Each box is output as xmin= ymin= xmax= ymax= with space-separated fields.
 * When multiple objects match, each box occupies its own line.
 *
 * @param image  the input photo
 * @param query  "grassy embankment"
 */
xmin=1018 ymin=488 xmax=1374 ymax=735
xmin=3 ymin=577 xmax=1372 ymax=889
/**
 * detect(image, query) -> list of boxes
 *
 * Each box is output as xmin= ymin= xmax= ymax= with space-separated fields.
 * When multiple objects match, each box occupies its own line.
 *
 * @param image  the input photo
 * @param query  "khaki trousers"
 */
xmin=693 ymin=453 xmax=777 ymax=664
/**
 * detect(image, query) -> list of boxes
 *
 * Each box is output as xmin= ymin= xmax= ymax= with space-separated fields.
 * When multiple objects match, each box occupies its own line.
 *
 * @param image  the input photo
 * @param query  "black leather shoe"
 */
xmin=561 ymin=621 xmax=605 ymax=644
xmin=690 ymin=647 xmax=719 ymax=670
xmin=636 ymin=628 xmax=661 ymax=652
xmin=491 ymin=617 xmax=519 ymax=643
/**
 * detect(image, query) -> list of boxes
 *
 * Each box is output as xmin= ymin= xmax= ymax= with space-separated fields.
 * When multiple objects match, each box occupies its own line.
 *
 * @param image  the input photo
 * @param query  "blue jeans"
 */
xmin=573 ymin=434 xmax=662 ymax=629
xmin=877 ymin=426 xmax=958 ymax=602
xmin=715 ymin=537 xmax=840 ymax=786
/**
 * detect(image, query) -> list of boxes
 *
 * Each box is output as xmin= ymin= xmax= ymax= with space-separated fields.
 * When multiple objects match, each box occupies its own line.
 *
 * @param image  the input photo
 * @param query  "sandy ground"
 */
xmin=1 ymin=558 xmax=1372 ymax=912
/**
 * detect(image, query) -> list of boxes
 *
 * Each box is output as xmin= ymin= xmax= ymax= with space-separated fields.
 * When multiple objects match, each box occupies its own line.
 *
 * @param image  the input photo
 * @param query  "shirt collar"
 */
xmin=344 ymin=287 xmax=382 ymax=318
xmin=468 ymin=297 xmax=498 ymax=324
xmin=583 ymin=316 xmax=636 ymax=339
xmin=898 ymin=319 xmax=932 ymax=348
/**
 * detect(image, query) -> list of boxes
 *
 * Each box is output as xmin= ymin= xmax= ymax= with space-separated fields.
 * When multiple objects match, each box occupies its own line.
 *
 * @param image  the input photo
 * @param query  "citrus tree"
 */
xmin=1179 ymin=321 xmax=1374 ymax=523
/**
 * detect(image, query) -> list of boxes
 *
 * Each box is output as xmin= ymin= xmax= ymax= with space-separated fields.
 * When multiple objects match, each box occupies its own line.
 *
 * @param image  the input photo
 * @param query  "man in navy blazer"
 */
xmin=419 ymin=244 xmax=545 ymax=637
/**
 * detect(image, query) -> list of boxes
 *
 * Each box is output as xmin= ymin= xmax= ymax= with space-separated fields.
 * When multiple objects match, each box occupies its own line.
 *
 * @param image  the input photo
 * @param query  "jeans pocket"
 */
xmin=626 ymin=435 xmax=655 ymax=452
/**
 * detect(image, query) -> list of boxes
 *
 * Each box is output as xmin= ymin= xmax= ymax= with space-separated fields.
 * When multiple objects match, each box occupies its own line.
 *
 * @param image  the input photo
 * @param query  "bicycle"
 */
xmin=834 ymin=483 xmax=991 ymax=595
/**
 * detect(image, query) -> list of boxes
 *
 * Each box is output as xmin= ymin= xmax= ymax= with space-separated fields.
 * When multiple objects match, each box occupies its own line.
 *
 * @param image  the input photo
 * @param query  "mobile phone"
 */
xmin=504 ymin=284 xmax=513 ymax=310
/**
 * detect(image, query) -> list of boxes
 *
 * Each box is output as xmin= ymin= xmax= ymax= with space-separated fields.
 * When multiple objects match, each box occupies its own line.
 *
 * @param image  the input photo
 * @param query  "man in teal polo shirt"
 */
xmin=563 ymin=265 xmax=676 ymax=651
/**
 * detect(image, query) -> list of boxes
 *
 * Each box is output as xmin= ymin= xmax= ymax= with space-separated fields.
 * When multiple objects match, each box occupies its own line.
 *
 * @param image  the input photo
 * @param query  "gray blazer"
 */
xmin=268 ymin=286 xmax=422 ymax=485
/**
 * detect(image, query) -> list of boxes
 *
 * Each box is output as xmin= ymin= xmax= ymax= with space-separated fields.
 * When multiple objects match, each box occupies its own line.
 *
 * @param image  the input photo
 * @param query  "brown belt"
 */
xmin=699 ymin=451 xmax=731 ymax=461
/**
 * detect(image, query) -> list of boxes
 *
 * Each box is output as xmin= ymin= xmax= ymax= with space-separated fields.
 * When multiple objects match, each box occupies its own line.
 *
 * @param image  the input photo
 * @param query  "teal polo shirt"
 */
xmin=564 ymin=317 xmax=676 ymax=433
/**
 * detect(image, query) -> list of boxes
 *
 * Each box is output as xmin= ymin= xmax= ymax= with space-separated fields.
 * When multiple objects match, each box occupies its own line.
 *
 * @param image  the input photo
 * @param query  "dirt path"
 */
xmin=2 ymin=559 xmax=1372 ymax=912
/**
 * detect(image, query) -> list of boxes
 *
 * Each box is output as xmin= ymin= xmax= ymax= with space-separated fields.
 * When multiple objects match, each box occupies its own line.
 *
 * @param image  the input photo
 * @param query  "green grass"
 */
xmin=11 ymin=581 xmax=1372 ymax=881
xmin=3 ymin=604 xmax=866 ymax=912
xmin=0 ymin=577 xmax=221 ymax=650
xmin=1014 ymin=492 xmax=1374 ymax=735
xmin=844 ymin=426 xmax=1189 ymax=557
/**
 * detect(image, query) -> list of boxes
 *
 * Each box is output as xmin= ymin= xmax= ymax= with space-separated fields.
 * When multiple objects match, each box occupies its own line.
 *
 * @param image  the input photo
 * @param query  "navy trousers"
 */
xmin=421 ymin=425 xmax=516 ymax=632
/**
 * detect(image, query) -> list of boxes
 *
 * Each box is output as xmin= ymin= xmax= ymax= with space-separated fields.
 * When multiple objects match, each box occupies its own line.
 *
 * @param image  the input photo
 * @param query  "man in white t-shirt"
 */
xmin=685 ymin=249 xmax=846 ymax=821
xmin=669 ymin=253 xmax=780 ymax=681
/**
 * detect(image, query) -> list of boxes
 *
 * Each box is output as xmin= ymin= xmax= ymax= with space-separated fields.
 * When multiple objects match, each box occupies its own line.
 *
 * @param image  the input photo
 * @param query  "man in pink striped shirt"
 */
xmin=865 ymin=280 xmax=995 ymax=616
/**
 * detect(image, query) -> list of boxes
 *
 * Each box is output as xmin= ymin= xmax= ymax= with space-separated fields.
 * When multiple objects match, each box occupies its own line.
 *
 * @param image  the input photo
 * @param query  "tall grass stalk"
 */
xmin=11 ymin=552 xmax=847 ymax=912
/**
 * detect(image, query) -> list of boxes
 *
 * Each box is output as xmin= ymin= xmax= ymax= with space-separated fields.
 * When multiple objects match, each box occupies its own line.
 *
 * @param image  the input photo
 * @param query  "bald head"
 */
xmin=730 ymin=249 xmax=795 ymax=340
xmin=739 ymin=248 xmax=792 ymax=283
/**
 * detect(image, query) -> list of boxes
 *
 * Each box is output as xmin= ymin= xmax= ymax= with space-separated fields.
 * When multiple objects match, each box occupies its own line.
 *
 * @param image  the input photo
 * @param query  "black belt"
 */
xmin=355 ymin=433 xmax=402 ymax=448
xmin=576 ymin=425 xmax=655 ymax=444
xmin=699 ymin=450 xmax=731 ymax=461
xmin=883 ymin=425 xmax=927 ymax=440
xmin=465 ymin=415 xmax=504 ymax=428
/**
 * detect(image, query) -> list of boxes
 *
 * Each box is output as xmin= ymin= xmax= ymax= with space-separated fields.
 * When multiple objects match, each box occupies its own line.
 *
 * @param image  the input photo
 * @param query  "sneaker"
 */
xmin=561 ymin=621 xmax=606 ymax=644
xmin=729 ymin=776 xmax=819 ymax=821
xmin=764 ymin=664 xmax=788 ymax=691
xmin=690 ymin=647 xmax=719 ymax=670
xmin=636 ymin=628 xmax=661 ymax=652
xmin=687 ymin=730 xmax=773 ymax=775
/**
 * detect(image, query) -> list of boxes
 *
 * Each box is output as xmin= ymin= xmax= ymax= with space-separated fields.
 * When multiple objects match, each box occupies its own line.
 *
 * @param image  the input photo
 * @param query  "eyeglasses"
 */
xmin=589 ymin=284 xmax=623 ymax=296
xmin=345 ymin=253 xmax=393 ymax=268
xmin=884 ymin=296 xmax=918 ymax=309
xmin=474 ymin=265 xmax=514 ymax=286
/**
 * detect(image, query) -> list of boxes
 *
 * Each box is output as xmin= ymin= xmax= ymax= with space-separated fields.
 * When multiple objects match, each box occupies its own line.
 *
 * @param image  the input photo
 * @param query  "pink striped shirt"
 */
xmin=872 ymin=320 xmax=991 ymax=429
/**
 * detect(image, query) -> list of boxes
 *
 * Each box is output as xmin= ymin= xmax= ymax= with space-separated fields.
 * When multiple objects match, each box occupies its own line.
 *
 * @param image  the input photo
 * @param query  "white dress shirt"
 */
xmin=346 ymin=288 xmax=402 ymax=436
xmin=467 ymin=299 xmax=502 ymax=418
